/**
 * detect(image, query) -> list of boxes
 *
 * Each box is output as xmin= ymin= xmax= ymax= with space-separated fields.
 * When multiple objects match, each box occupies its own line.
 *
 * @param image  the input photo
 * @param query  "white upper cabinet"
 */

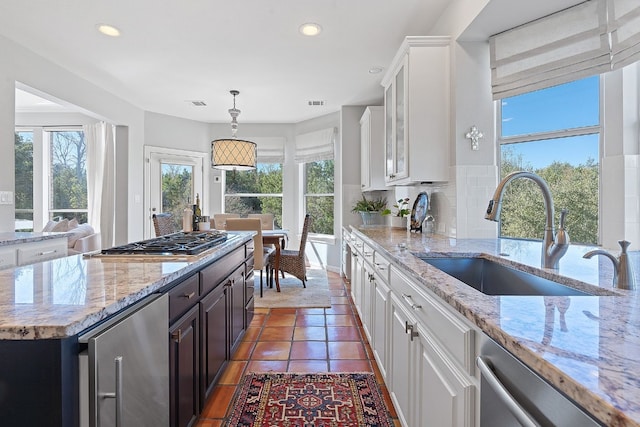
xmin=381 ymin=36 xmax=451 ymax=185
xmin=360 ymin=106 xmax=386 ymax=191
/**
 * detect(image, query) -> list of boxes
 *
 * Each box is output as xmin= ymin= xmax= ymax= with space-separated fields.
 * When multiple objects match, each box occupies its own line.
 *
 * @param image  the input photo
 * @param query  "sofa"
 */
xmin=42 ymin=218 xmax=101 ymax=255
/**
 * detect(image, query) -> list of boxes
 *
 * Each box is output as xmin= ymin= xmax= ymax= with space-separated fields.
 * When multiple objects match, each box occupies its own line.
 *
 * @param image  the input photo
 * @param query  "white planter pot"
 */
xmin=386 ymin=216 xmax=407 ymax=229
xmin=359 ymin=211 xmax=382 ymax=225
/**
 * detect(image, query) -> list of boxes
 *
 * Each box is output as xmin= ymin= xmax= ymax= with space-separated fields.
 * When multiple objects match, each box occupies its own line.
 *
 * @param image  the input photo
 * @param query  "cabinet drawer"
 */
xmin=0 ymin=247 xmax=17 ymax=270
xmin=373 ymin=252 xmax=390 ymax=283
xmin=17 ymin=239 xmax=67 ymax=265
xmin=390 ymin=266 xmax=475 ymax=374
xmin=168 ymin=273 xmax=200 ymax=323
xmin=200 ymin=247 xmax=245 ymax=295
xmin=362 ymin=242 xmax=374 ymax=264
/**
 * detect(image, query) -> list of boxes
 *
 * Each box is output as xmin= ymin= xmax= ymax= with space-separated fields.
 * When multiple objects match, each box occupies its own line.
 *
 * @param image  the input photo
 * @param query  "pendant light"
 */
xmin=211 ymin=90 xmax=257 ymax=170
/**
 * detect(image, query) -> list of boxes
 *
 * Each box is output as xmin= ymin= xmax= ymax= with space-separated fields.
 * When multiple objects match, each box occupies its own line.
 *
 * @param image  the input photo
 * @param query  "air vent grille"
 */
xmin=190 ymin=101 xmax=207 ymax=106
xmin=307 ymin=100 xmax=325 ymax=106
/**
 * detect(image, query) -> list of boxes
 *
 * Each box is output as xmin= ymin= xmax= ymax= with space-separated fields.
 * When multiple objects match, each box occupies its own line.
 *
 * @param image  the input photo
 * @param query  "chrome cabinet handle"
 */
xmin=172 ymin=329 xmax=183 ymax=343
xmin=476 ymin=356 xmax=540 ymax=427
xmin=100 ymin=356 xmax=123 ymax=427
xmin=405 ymin=321 xmax=418 ymax=341
xmin=401 ymin=293 xmax=422 ymax=310
xmin=183 ymin=292 xmax=195 ymax=299
xmin=37 ymin=249 xmax=58 ymax=256
xmin=374 ymin=263 xmax=386 ymax=271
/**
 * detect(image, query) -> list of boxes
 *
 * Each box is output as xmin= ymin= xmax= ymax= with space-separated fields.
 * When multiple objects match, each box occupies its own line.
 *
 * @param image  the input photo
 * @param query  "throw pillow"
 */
xmin=68 ymin=218 xmax=79 ymax=229
xmin=51 ymin=219 xmax=69 ymax=232
xmin=42 ymin=220 xmax=57 ymax=232
xmin=67 ymin=223 xmax=95 ymax=248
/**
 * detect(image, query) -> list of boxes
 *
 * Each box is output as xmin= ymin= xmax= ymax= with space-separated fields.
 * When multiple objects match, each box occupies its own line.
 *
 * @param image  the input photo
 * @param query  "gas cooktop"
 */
xmin=101 ymin=231 xmax=228 ymax=256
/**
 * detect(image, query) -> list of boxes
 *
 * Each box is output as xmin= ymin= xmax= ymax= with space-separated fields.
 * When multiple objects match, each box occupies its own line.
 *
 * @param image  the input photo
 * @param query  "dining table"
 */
xmin=261 ymin=229 xmax=288 ymax=296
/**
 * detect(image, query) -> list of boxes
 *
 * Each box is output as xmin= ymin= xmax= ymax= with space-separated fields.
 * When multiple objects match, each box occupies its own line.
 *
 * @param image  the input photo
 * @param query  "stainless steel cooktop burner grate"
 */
xmin=101 ymin=231 xmax=228 ymax=255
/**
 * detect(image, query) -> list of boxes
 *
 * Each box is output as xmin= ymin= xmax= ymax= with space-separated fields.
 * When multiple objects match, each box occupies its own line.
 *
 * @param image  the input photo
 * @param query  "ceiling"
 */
xmin=3 ymin=0 xmax=451 ymax=124
xmin=4 ymin=0 xmax=586 ymax=124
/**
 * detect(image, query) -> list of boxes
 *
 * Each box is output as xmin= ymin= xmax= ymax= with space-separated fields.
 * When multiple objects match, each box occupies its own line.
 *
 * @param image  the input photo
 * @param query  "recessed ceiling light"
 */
xmin=96 ymin=24 xmax=121 ymax=37
xmin=368 ymin=67 xmax=384 ymax=74
xmin=299 ymin=23 xmax=322 ymax=37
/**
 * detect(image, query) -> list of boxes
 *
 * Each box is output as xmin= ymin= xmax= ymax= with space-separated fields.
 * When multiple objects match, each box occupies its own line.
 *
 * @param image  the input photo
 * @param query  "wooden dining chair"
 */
xmin=269 ymin=214 xmax=311 ymax=287
xmin=225 ymin=218 xmax=274 ymax=293
xmin=152 ymin=213 xmax=176 ymax=236
xmin=248 ymin=213 xmax=275 ymax=230
xmin=212 ymin=213 xmax=240 ymax=230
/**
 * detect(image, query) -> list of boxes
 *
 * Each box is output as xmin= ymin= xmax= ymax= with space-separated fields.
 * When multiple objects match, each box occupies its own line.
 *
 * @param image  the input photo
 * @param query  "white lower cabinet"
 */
xmin=415 ymin=323 xmax=476 ymax=427
xmin=371 ymin=271 xmax=390 ymax=380
xmin=389 ymin=291 xmax=477 ymax=427
xmin=350 ymin=250 xmax=363 ymax=317
xmin=389 ymin=293 xmax=415 ymax=426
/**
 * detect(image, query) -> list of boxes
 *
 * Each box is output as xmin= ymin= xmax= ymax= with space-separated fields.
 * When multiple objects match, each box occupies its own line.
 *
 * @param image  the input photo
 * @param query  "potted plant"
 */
xmin=382 ymin=197 xmax=411 ymax=228
xmin=351 ymin=194 xmax=387 ymax=225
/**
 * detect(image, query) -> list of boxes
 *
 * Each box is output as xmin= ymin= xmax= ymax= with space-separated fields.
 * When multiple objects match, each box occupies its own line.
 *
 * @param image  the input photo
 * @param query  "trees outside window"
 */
xmin=15 ymin=131 xmax=33 ymax=231
xmin=304 ymin=160 xmax=334 ymax=236
xmin=49 ymin=130 xmax=87 ymax=223
xmin=14 ymin=128 xmax=87 ymax=231
xmin=225 ymin=163 xmax=283 ymax=228
xmin=498 ymin=76 xmax=600 ymax=245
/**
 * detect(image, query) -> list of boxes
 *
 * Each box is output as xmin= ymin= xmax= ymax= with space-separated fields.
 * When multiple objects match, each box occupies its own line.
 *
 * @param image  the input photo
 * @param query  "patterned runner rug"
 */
xmin=224 ymin=372 xmax=394 ymax=427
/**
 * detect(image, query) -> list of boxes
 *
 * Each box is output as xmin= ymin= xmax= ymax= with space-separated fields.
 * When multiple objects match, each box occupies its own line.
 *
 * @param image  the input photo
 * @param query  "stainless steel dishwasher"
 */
xmin=79 ymin=293 xmax=169 ymax=427
xmin=477 ymin=336 xmax=603 ymax=427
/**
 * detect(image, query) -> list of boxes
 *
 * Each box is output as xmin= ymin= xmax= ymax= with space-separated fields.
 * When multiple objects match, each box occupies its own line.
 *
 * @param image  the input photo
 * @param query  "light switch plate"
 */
xmin=0 ymin=191 xmax=13 ymax=205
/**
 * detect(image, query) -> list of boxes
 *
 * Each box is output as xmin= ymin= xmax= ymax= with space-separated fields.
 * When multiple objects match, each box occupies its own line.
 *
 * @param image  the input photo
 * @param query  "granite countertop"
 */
xmin=0 ymin=231 xmax=69 ymax=247
xmin=0 ymin=232 xmax=252 ymax=340
xmin=351 ymin=226 xmax=640 ymax=427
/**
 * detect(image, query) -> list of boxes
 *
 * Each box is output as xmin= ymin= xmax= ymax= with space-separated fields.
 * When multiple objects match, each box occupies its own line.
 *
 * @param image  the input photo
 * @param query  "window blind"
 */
xmin=294 ymin=127 xmax=336 ymax=163
xmin=609 ymin=0 xmax=640 ymax=69
xmin=247 ymin=137 xmax=285 ymax=163
xmin=490 ymin=0 xmax=610 ymax=99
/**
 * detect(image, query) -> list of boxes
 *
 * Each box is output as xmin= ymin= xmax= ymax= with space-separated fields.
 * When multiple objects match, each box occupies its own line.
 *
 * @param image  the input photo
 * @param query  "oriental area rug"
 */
xmin=254 ymin=267 xmax=331 ymax=308
xmin=224 ymin=372 xmax=394 ymax=427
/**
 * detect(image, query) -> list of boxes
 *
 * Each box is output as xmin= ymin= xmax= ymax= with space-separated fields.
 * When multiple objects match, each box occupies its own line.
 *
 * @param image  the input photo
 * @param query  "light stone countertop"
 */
xmin=0 ymin=231 xmax=70 ymax=247
xmin=351 ymin=226 xmax=640 ymax=427
xmin=0 ymin=232 xmax=253 ymax=340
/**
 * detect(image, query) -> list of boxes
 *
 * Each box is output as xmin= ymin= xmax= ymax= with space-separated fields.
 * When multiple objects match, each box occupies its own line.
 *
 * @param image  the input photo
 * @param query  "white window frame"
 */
xmin=222 ymin=161 xmax=283 ymax=217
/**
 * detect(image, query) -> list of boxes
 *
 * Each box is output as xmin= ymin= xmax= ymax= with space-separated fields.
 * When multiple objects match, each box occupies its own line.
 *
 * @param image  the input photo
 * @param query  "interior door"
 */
xmin=145 ymin=147 xmax=207 ymax=238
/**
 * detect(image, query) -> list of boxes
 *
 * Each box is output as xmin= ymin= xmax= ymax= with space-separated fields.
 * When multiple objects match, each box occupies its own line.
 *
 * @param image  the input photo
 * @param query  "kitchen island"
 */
xmin=351 ymin=225 xmax=640 ymax=427
xmin=0 ymin=231 xmax=254 ymax=427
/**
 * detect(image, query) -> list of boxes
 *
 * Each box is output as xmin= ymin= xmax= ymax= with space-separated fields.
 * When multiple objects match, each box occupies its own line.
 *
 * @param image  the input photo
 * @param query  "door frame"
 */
xmin=144 ymin=145 xmax=209 ymax=238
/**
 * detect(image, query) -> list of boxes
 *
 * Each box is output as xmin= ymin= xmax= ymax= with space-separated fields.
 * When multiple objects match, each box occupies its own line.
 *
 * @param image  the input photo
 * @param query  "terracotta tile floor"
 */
xmin=195 ymin=271 xmax=400 ymax=426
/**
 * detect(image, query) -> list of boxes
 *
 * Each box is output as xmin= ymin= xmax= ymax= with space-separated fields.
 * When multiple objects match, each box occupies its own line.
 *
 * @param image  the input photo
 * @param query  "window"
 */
xmin=49 ymin=130 xmax=88 ymax=223
xmin=161 ymin=163 xmax=194 ymax=231
xmin=14 ymin=127 xmax=87 ymax=231
xmin=224 ymin=163 xmax=283 ymax=228
xmin=304 ymin=159 xmax=334 ymax=236
xmin=498 ymin=76 xmax=600 ymax=245
xmin=15 ymin=130 xmax=34 ymax=231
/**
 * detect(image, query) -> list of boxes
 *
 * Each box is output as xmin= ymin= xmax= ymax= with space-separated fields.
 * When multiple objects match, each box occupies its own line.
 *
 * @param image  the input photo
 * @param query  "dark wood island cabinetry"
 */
xmin=0 ymin=233 xmax=254 ymax=427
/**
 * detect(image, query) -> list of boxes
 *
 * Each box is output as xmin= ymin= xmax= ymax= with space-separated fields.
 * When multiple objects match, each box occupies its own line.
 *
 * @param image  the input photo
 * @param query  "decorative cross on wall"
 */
xmin=465 ymin=125 xmax=484 ymax=151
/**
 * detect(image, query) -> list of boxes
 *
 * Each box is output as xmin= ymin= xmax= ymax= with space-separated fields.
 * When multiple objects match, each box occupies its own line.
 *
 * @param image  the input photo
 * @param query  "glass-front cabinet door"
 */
xmin=394 ymin=61 xmax=407 ymax=180
xmin=384 ymin=60 xmax=408 ymax=183
xmin=384 ymin=84 xmax=394 ymax=180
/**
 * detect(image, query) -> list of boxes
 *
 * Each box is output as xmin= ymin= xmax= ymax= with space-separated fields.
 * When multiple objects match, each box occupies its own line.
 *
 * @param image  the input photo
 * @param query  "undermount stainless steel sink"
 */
xmin=418 ymin=256 xmax=592 ymax=296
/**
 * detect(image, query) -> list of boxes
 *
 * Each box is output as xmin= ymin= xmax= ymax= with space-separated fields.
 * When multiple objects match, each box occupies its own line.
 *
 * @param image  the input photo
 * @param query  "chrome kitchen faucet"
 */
xmin=583 ymin=240 xmax=636 ymax=290
xmin=485 ymin=171 xmax=570 ymax=270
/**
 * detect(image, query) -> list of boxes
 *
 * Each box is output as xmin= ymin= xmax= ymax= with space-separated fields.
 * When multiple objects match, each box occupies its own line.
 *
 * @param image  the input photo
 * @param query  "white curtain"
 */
xmin=489 ymin=0 xmax=640 ymax=99
xmin=490 ymin=0 xmax=610 ymax=99
xmin=84 ymin=122 xmax=116 ymax=248
xmin=246 ymin=136 xmax=285 ymax=163
xmin=294 ymin=127 xmax=336 ymax=163
xmin=609 ymin=0 xmax=640 ymax=69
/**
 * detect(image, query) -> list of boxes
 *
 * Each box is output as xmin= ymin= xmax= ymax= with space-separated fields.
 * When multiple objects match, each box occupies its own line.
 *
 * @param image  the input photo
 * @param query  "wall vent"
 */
xmin=190 ymin=101 xmax=207 ymax=106
xmin=307 ymin=100 xmax=325 ymax=106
